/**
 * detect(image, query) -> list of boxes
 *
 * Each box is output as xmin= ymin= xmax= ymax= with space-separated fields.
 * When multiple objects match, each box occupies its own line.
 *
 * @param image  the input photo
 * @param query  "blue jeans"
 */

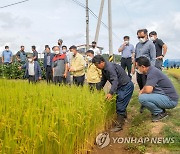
xmin=116 ymin=81 xmax=134 ymax=116
xmin=139 ymin=93 xmax=178 ymax=115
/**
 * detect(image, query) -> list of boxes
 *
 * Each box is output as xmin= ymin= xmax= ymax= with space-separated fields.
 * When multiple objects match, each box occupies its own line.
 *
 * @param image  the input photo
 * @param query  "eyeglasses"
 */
xmin=137 ymin=36 xmax=146 ymax=39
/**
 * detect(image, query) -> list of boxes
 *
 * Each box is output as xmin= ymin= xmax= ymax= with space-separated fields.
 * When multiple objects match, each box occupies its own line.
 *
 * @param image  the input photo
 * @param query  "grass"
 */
xmin=0 ymin=79 xmax=116 ymax=154
xmin=125 ymin=71 xmax=180 ymax=154
xmin=166 ymin=69 xmax=180 ymax=82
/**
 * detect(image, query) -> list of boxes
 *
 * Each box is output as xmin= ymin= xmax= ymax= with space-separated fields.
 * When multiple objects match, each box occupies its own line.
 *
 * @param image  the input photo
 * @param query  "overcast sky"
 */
xmin=0 ymin=0 xmax=180 ymax=59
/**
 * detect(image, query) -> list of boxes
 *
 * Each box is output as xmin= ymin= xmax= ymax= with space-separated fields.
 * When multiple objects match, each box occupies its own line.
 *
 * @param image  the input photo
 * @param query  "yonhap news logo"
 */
xmin=96 ymin=132 xmax=175 ymax=149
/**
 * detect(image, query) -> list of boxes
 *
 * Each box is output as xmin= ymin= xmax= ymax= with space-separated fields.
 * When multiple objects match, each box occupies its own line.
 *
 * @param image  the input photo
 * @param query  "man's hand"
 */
xmin=63 ymin=73 xmax=67 ymax=78
xmin=18 ymin=66 xmax=22 ymax=70
xmin=39 ymin=77 xmax=42 ymax=80
xmin=131 ymin=66 xmax=135 ymax=75
xmin=139 ymin=90 xmax=143 ymax=96
xmin=106 ymin=93 xmax=113 ymax=100
xmin=156 ymin=56 xmax=163 ymax=60
xmin=69 ymin=67 xmax=75 ymax=72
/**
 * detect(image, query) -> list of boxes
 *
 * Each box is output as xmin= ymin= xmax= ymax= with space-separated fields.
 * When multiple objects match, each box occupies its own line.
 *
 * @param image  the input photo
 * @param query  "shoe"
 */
xmin=152 ymin=111 xmax=168 ymax=122
xmin=140 ymin=105 xmax=145 ymax=113
xmin=111 ymin=115 xmax=125 ymax=132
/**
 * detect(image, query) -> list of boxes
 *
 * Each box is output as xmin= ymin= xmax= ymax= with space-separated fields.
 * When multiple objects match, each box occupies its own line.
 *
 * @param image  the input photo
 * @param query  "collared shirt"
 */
xmin=71 ymin=53 xmax=85 ymax=77
xmin=2 ymin=50 xmax=13 ymax=63
xmin=120 ymin=44 xmax=134 ymax=58
xmin=87 ymin=62 xmax=102 ymax=83
xmin=99 ymin=62 xmax=130 ymax=95
xmin=16 ymin=50 xmax=27 ymax=63
xmin=135 ymin=40 xmax=156 ymax=66
xmin=28 ymin=62 xmax=35 ymax=76
xmin=146 ymin=66 xmax=179 ymax=102
xmin=89 ymin=47 xmax=101 ymax=55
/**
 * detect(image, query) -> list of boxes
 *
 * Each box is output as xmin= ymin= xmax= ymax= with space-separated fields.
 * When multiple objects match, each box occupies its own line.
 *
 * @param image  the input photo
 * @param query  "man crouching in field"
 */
xmin=19 ymin=54 xmax=41 ymax=83
xmin=136 ymin=56 xmax=179 ymax=122
xmin=92 ymin=55 xmax=134 ymax=132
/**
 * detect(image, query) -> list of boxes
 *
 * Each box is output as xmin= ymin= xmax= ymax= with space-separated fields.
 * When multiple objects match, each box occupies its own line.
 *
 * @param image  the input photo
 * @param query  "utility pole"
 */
xmin=94 ymin=0 xmax=105 ymax=43
xmin=86 ymin=0 xmax=89 ymax=51
xmin=108 ymin=0 xmax=113 ymax=62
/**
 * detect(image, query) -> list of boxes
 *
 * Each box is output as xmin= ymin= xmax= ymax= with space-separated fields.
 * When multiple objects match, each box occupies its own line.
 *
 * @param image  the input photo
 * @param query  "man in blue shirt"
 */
xmin=92 ymin=55 xmax=134 ymax=132
xmin=136 ymin=56 xmax=179 ymax=122
xmin=118 ymin=36 xmax=134 ymax=78
xmin=2 ymin=46 xmax=13 ymax=64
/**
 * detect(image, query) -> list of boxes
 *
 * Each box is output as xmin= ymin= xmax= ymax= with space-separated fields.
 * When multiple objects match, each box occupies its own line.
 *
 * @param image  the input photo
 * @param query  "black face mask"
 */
xmin=58 ymin=42 xmax=61 ymax=46
xmin=92 ymin=45 xmax=95 ymax=48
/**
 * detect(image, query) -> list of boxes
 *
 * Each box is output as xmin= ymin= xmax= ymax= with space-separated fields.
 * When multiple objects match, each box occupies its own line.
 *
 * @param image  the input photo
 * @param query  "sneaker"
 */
xmin=140 ymin=105 xmax=145 ymax=113
xmin=152 ymin=111 xmax=168 ymax=122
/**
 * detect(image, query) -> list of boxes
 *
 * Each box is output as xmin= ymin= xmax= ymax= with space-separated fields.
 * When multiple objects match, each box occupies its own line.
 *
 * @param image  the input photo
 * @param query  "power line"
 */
xmin=0 ymin=0 xmax=29 ymax=9
xmin=71 ymin=0 xmax=120 ymax=40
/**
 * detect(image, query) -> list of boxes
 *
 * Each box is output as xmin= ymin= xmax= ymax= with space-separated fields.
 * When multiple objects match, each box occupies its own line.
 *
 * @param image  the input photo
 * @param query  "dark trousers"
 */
xmin=88 ymin=82 xmax=101 ymax=91
xmin=28 ymin=75 xmax=36 ymax=83
xmin=46 ymin=66 xmax=52 ymax=83
xmin=155 ymin=59 xmax=163 ymax=71
xmin=54 ymin=76 xmax=66 ymax=85
xmin=116 ymin=81 xmax=134 ymax=116
xmin=121 ymin=57 xmax=132 ymax=78
xmin=136 ymin=73 xmax=147 ymax=90
xmin=73 ymin=75 xmax=85 ymax=86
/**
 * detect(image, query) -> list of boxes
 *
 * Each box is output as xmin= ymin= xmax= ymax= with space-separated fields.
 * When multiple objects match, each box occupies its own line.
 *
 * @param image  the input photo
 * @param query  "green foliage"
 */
xmin=0 ymin=60 xmax=46 ymax=79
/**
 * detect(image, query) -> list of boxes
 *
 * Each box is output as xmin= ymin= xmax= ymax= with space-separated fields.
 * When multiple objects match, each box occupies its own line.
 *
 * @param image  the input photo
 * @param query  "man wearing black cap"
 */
xmin=90 ymin=41 xmax=101 ymax=56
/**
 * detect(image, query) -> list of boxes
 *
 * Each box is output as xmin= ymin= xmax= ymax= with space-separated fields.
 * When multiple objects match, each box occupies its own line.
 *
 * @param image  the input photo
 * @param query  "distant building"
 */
xmin=164 ymin=59 xmax=180 ymax=68
xmin=76 ymin=44 xmax=103 ymax=55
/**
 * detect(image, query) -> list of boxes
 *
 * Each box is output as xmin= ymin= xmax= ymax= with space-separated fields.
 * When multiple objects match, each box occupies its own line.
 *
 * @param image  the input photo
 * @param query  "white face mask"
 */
xmin=124 ymin=41 xmax=129 ymax=44
xmin=54 ymin=50 xmax=60 ymax=55
xmin=139 ymin=38 xmax=146 ymax=43
xmin=62 ymin=49 xmax=67 ymax=53
xmin=150 ymin=36 xmax=155 ymax=41
xmin=28 ymin=58 xmax=33 ymax=62
xmin=135 ymin=69 xmax=143 ymax=74
xmin=87 ymin=56 xmax=92 ymax=61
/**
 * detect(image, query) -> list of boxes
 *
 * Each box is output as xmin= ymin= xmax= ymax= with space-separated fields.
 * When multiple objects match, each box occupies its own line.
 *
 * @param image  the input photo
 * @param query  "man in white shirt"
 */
xmin=89 ymin=41 xmax=101 ymax=56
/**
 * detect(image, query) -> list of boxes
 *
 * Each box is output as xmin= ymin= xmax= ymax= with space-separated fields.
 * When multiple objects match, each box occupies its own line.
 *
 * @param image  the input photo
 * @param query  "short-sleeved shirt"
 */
xmin=135 ymin=40 xmax=156 ymax=66
xmin=2 ymin=50 xmax=13 ymax=63
xmin=33 ymin=50 xmax=38 ymax=61
xmin=153 ymin=38 xmax=165 ymax=57
xmin=52 ymin=54 xmax=68 ymax=77
xmin=89 ymin=47 xmax=101 ymax=55
xmin=120 ymin=44 xmax=134 ymax=58
xmin=145 ymin=66 xmax=179 ymax=102
xmin=16 ymin=50 xmax=27 ymax=62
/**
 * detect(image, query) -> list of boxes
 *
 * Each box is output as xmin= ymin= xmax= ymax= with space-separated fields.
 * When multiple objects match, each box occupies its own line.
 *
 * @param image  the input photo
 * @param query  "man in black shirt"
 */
xmin=32 ymin=45 xmax=38 ymax=61
xmin=92 ymin=55 xmax=134 ymax=132
xmin=149 ymin=31 xmax=167 ymax=70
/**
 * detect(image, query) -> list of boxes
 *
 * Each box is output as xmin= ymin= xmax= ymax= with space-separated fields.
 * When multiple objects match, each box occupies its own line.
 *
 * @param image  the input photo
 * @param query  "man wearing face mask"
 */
xmin=149 ymin=31 xmax=168 ymax=70
xmin=69 ymin=45 xmax=85 ymax=86
xmin=58 ymin=39 xmax=63 ymax=54
xmin=89 ymin=41 xmax=101 ymax=56
xmin=52 ymin=46 xmax=68 ymax=85
xmin=19 ymin=54 xmax=42 ymax=83
xmin=62 ymin=45 xmax=72 ymax=84
xmin=86 ymin=50 xmax=102 ymax=90
xmin=132 ymin=29 xmax=156 ymax=113
xmin=136 ymin=56 xmax=178 ymax=122
xmin=2 ymin=46 xmax=13 ymax=64
xmin=118 ymin=36 xmax=134 ymax=79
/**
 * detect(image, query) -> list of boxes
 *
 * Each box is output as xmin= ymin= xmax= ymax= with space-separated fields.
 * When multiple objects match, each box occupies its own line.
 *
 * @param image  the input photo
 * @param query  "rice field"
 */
xmin=166 ymin=69 xmax=180 ymax=81
xmin=0 ymin=79 xmax=116 ymax=154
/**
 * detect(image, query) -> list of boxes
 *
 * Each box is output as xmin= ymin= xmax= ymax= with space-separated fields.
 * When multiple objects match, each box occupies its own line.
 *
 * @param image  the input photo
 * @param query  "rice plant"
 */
xmin=0 ymin=79 xmax=115 ymax=154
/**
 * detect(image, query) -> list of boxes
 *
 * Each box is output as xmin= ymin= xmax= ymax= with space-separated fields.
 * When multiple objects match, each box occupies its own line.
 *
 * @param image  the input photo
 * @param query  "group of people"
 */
xmin=1 ymin=29 xmax=179 ymax=132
